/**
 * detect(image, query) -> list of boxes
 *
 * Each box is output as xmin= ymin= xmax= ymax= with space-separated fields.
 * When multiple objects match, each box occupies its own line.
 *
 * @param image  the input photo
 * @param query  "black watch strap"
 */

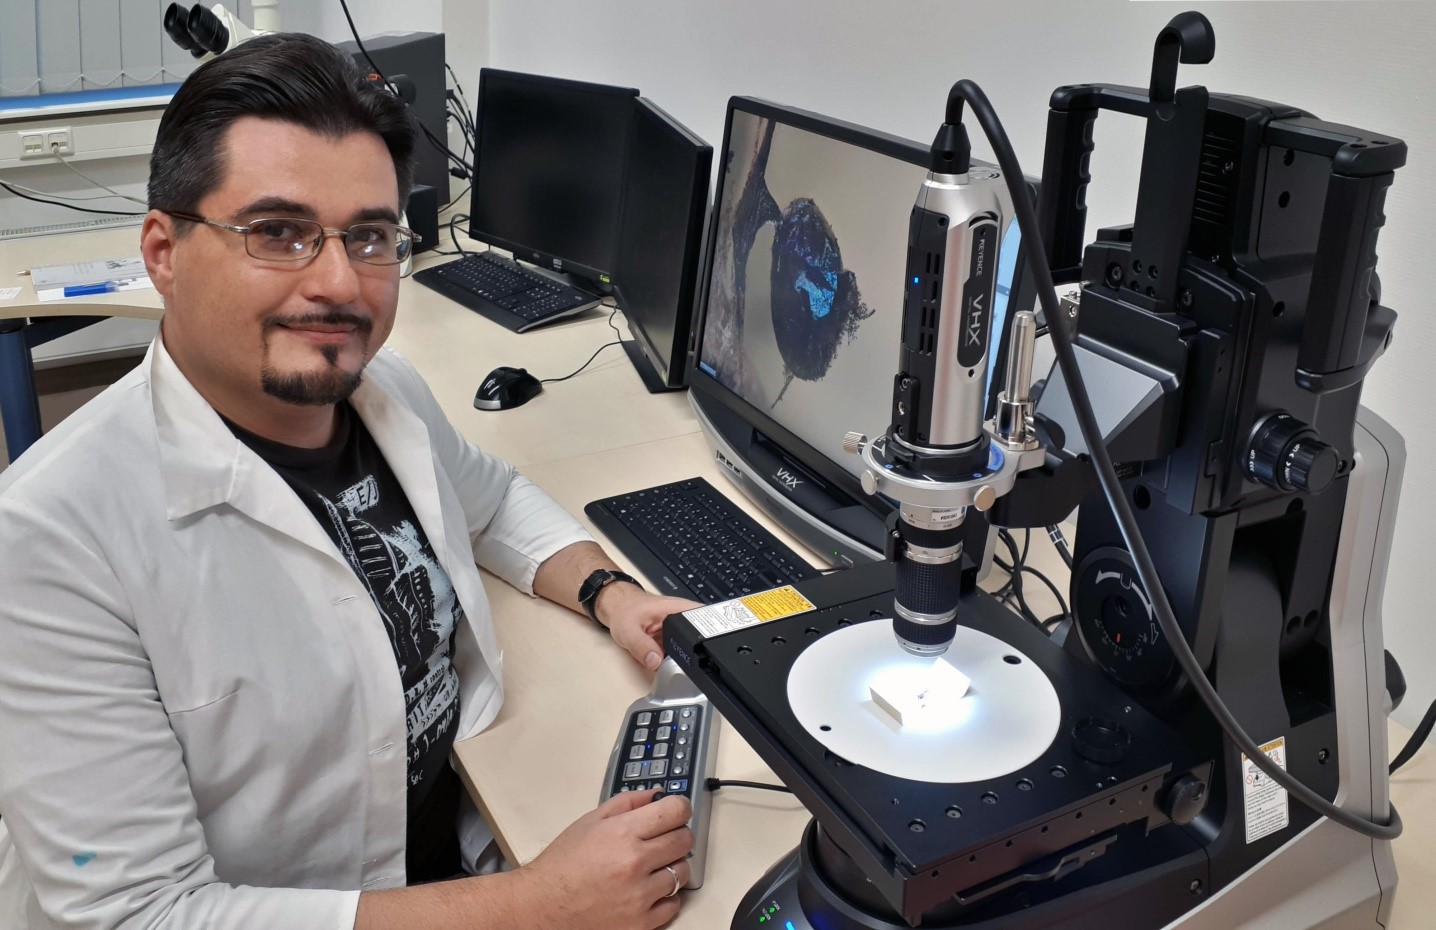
xmin=578 ymin=569 xmax=642 ymax=625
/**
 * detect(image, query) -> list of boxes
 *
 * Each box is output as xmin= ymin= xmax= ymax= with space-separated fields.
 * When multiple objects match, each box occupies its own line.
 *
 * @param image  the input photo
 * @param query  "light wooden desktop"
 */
xmin=2 ymin=226 xmax=1432 ymax=927
xmin=0 ymin=227 xmax=164 ymax=323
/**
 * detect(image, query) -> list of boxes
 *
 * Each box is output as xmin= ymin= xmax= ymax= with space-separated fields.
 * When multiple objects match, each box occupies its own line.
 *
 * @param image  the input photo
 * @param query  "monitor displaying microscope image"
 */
xmin=695 ymin=104 xmax=1023 ymax=484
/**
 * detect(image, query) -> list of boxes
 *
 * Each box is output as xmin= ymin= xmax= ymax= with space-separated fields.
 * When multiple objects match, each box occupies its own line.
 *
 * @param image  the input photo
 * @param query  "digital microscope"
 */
xmin=667 ymin=11 xmax=1408 ymax=928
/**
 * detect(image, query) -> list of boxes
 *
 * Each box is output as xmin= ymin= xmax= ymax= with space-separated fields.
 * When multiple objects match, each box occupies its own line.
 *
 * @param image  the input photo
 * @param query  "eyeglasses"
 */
xmin=163 ymin=211 xmax=420 ymax=267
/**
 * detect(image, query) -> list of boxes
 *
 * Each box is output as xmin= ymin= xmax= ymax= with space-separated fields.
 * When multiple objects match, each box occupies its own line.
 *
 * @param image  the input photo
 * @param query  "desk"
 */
xmin=5 ymin=226 xmax=1433 ymax=926
xmin=452 ymin=432 xmax=813 ymax=926
xmin=0 ymin=227 xmax=163 ymax=460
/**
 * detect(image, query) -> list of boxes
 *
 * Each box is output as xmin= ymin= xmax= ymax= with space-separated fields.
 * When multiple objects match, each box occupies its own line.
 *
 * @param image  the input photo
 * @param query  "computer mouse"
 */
xmin=474 ymin=366 xmax=543 ymax=411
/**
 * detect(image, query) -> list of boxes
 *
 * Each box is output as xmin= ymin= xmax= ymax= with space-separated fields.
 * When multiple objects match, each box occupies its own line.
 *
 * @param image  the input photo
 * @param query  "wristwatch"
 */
xmin=577 ymin=569 xmax=643 ymax=626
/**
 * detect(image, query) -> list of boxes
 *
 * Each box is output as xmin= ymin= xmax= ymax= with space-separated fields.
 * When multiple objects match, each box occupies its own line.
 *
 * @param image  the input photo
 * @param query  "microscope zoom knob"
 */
xmin=1246 ymin=413 xmax=1338 ymax=494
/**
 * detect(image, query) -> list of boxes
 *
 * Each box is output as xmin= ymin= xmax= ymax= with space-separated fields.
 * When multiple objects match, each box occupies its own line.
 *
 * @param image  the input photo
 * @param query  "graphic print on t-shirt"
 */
xmin=321 ymin=476 xmax=462 ymax=786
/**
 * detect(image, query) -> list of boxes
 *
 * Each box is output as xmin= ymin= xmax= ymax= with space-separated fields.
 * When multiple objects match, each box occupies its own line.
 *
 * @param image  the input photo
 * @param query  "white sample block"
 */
xmin=869 ymin=657 xmax=973 ymax=726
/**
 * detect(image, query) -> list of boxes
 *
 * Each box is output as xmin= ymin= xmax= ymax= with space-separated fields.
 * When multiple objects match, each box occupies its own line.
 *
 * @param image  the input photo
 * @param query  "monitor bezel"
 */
xmin=467 ymin=68 xmax=639 ymax=287
xmin=614 ymin=96 xmax=714 ymax=389
xmin=686 ymin=96 xmax=934 ymax=518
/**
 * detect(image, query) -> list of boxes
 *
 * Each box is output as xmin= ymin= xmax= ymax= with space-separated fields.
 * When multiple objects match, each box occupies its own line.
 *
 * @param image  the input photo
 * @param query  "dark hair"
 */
xmin=148 ymin=33 xmax=416 ymax=227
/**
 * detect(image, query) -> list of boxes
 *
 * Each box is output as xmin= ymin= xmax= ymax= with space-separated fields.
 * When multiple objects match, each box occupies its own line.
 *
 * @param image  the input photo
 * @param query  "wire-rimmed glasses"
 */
xmin=163 ymin=211 xmax=420 ymax=268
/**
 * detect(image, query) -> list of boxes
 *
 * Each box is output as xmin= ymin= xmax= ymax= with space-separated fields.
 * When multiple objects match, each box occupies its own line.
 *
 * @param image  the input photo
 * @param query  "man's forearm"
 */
xmin=531 ymin=540 xmax=626 ymax=617
xmin=355 ymin=871 xmax=529 ymax=930
xmin=533 ymin=540 xmax=691 ymax=670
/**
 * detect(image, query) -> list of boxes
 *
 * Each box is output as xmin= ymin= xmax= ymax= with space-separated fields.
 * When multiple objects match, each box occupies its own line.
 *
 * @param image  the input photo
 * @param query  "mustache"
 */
xmin=262 ymin=310 xmax=373 ymax=335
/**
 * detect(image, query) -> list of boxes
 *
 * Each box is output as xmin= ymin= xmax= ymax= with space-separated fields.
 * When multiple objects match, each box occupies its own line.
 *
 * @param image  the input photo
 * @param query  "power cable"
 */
xmin=540 ymin=307 xmax=625 ymax=384
xmin=49 ymin=152 xmax=148 ymax=205
xmin=337 ymin=0 xmax=474 ymax=179
xmin=0 ymin=179 xmax=144 ymax=216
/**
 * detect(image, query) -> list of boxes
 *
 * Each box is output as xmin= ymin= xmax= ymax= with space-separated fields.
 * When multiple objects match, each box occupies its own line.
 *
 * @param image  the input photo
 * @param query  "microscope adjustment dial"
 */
xmin=1073 ymin=547 xmax=1176 ymax=691
xmin=1246 ymin=412 xmax=1339 ymax=494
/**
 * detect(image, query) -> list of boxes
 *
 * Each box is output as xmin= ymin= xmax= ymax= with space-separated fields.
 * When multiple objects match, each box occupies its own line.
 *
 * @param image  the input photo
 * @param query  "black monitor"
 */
xmin=613 ymin=98 xmax=713 ymax=392
xmin=689 ymin=98 xmax=1034 ymax=567
xmin=468 ymin=69 xmax=638 ymax=289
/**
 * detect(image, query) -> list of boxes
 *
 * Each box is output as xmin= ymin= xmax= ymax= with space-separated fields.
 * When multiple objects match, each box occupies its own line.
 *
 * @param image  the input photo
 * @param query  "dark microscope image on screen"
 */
xmin=699 ymin=113 xmax=928 ymax=476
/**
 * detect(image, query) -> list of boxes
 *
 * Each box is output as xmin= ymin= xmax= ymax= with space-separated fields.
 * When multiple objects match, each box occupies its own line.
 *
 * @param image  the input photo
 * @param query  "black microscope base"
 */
xmin=667 ymin=561 xmax=1211 ymax=924
xmin=733 ymin=820 xmax=1210 ymax=930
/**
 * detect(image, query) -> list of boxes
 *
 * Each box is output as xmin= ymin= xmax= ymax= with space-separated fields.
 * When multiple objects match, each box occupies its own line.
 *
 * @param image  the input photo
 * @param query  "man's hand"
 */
xmin=516 ymin=790 xmax=695 ymax=930
xmin=598 ymin=582 xmax=702 ymax=670
xmin=528 ymin=542 xmax=701 ymax=669
xmin=356 ymin=791 xmax=693 ymax=929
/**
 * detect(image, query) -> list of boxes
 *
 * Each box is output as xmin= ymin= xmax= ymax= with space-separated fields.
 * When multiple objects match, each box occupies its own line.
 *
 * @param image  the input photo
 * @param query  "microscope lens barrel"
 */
xmin=892 ymin=521 xmax=965 ymax=656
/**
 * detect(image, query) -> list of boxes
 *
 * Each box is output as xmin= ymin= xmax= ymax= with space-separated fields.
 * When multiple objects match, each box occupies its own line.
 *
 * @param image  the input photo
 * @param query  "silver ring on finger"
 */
xmin=663 ymin=864 xmax=681 ymax=898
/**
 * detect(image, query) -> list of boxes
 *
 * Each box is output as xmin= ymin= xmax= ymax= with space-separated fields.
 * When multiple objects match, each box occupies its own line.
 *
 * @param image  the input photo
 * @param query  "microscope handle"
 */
xmin=1297 ymin=167 xmax=1400 ymax=390
xmin=1038 ymin=104 xmax=1095 ymax=285
xmin=1038 ymin=84 xmax=1147 ymax=286
xmin=1042 ymin=15 xmax=1214 ymax=300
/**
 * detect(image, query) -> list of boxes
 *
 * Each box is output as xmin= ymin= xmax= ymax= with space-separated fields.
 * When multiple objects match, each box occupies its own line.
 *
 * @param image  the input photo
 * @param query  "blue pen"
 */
xmin=63 ymin=281 xmax=122 ymax=298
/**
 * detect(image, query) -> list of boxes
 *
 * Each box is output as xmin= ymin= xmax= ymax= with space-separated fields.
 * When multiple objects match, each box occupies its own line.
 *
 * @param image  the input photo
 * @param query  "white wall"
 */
xmin=484 ymin=0 xmax=1436 ymax=728
xmin=280 ymin=0 xmax=442 ymax=45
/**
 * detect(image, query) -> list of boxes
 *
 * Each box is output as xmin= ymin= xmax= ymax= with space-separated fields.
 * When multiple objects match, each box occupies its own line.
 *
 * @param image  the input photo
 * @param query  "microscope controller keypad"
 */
xmin=608 ymin=704 xmax=703 ymax=798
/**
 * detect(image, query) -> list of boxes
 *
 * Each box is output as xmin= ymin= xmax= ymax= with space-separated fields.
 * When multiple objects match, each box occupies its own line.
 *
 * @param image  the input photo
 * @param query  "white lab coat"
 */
xmin=0 ymin=338 xmax=593 ymax=929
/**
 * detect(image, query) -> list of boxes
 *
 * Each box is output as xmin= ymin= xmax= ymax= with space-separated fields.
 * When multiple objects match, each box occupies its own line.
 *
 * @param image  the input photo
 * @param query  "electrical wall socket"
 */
xmin=3 ymin=109 xmax=164 ymax=170
xmin=16 ymin=126 xmax=72 ymax=159
xmin=45 ymin=128 xmax=73 ymax=156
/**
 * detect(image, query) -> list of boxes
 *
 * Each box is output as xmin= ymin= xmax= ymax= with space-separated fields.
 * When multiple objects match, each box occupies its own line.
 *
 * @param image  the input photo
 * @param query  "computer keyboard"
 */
xmin=585 ymin=477 xmax=819 ymax=604
xmin=413 ymin=251 xmax=601 ymax=333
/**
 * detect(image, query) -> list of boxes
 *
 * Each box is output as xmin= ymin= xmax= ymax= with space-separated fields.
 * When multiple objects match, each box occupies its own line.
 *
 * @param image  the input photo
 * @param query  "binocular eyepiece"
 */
xmin=164 ymin=4 xmax=231 ymax=58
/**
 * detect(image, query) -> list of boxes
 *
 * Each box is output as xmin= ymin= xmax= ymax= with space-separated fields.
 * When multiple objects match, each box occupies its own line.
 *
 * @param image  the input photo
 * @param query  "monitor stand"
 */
xmin=622 ymin=340 xmax=684 ymax=394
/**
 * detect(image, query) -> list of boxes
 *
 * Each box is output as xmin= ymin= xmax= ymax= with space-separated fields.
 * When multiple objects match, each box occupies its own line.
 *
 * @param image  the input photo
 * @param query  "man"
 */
xmin=0 ymin=34 xmax=697 ymax=930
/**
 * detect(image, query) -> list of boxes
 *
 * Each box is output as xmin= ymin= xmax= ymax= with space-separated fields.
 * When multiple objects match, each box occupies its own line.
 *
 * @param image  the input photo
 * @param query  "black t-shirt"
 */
xmin=226 ymin=403 xmax=463 ymax=883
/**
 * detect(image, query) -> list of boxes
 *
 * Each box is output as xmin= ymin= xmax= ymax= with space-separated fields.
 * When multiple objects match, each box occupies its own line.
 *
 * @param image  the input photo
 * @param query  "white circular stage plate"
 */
xmin=786 ymin=619 xmax=1062 ymax=783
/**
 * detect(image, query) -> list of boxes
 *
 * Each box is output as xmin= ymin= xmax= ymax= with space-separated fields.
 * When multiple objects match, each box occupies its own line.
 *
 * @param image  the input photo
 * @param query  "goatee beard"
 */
xmin=260 ymin=310 xmax=372 ymax=406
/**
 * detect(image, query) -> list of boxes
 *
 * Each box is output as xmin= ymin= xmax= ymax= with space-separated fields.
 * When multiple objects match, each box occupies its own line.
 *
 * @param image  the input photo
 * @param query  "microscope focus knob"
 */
xmin=1246 ymin=413 xmax=1339 ymax=494
xmin=1162 ymin=775 xmax=1209 ymax=826
xmin=1285 ymin=439 xmax=1339 ymax=493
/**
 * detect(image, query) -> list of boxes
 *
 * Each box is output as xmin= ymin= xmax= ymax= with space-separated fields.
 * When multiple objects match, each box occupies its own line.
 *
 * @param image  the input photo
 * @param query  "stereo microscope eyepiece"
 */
xmin=162 ymin=4 xmax=198 ymax=53
xmin=186 ymin=4 xmax=231 ymax=57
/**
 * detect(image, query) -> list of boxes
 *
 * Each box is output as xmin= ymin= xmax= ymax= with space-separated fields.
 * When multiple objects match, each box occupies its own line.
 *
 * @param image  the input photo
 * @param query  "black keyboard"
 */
xmin=414 ymin=251 xmax=601 ymax=333
xmin=585 ymin=477 xmax=819 ymax=604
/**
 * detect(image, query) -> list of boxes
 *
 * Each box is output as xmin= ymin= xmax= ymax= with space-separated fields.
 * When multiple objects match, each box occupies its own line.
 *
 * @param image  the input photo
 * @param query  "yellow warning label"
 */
xmin=739 ymin=586 xmax=816 ymax=622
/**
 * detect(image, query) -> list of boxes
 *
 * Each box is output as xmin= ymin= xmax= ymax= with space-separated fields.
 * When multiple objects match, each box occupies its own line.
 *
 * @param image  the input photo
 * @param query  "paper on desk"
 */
xmin=0 ymin=287 xmax=20 ymax=301
xmin=29 ymin=257 xmax=148 ymax=290
xmin=35 ymin=277 xmax=155 ymax=302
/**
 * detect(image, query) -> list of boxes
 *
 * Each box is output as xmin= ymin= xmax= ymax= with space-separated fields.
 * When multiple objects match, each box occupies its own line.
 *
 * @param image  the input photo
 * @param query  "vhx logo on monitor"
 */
xmin=775 ymin=467 xmax=803 ymax=491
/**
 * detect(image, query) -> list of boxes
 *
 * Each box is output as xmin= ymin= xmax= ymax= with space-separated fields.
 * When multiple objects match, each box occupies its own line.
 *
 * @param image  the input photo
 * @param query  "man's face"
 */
xmin=145 ymin=116 xmax=402 ymax=413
